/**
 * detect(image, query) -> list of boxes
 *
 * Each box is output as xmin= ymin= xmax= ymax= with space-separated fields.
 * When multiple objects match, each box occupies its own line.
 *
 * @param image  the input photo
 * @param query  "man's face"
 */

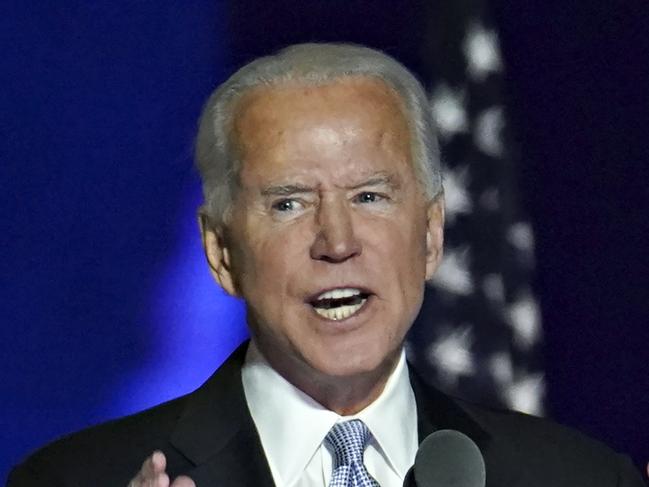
xmin=204 ymin=77 xmax=444 ymax=389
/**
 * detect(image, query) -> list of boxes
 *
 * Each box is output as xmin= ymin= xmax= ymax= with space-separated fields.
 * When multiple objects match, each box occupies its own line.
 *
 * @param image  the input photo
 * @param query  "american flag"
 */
xmin=407 ymin=0 xmax=544 ymax=416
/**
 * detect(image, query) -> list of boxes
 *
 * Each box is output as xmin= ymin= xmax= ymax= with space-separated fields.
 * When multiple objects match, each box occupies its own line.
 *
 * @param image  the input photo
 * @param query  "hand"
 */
xmin=128 ymin=451 xmax=195 ymax=487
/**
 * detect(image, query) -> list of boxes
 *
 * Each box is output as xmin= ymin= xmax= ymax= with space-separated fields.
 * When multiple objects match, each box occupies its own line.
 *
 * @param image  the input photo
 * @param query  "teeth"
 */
xmin=315 ymin=288 xmax=361 ymax=300
xmin=313 ymin=299 xmax=367 ymax=321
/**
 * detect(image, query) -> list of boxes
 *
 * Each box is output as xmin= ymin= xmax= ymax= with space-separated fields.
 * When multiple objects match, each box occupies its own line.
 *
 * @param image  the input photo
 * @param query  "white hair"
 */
xmin=196 ymin=42 xmax=442 ymax=225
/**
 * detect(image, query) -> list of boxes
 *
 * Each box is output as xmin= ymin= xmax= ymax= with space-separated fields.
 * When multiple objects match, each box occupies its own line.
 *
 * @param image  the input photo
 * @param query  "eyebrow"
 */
xmin=259 ymin=172 xmax=401 ymax=197
xmin=260 ymin=184 xmax=315 ymax=197
xmin=346 ymin=173 xmax=400 ymax=191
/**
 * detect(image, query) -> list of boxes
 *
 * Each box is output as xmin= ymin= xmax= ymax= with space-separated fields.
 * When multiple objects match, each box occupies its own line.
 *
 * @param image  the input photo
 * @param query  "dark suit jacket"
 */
xmin=7 ymin=342 xmax=645 ymax=487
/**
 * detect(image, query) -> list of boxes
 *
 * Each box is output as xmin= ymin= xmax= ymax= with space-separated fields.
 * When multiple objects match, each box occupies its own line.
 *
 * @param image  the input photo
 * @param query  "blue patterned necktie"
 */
xmin=325 ymin=420 xmax=381 ymax=487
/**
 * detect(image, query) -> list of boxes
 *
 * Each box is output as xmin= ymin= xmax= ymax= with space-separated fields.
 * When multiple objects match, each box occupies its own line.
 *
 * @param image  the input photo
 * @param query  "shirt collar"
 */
xmin=348 ymin=349 xmax=418 ymax=478
xmin=242 ymin=342 xmax=418 ymax=486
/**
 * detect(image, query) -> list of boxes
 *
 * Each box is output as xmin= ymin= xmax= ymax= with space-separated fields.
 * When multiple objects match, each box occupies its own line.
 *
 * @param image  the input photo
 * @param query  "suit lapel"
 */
xmin=409 ymin=366 xmax=490 ymax=448
xmin=169 ymin=342 xmax=275 ymax=487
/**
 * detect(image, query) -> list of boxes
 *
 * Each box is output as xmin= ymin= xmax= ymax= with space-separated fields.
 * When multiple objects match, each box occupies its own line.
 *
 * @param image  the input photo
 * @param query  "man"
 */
xmin=8 ymin=43 xmax=645 ymax=487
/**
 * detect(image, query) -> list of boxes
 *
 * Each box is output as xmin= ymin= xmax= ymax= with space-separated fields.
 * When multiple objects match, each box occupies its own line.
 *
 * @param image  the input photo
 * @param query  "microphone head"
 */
xmin=413 ymin=429 xmax=486 ymax=487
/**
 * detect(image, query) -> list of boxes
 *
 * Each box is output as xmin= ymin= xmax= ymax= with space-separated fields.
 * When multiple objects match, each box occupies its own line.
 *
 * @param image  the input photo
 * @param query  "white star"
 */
xmin=474 ymin=106 xmax=505 ymax=157
xmin=490 ymin=355 xmax=545 ymax=415
xmin=428 ymin=324 xmax=475 ymax=387
xmin=507 ymin=222 xmax=535 ymax=252
xmin=463 ymin=22 xmax=503 ymax=81
xmin=430 ymin=246 xmax=474 ymax=295
xmin=506 ymin=291 xmax=542 ymax=348
xmin=430 ymin=83 xmax=468 ymax=138
xmin=503 ymin=373 xmax=545 ymax=416
xmin=443 ymin=165 xmax=472 ymax=222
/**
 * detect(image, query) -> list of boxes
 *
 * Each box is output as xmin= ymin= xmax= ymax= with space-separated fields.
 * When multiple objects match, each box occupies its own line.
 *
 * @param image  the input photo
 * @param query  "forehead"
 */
xmin=235 ymin=75 xmax=405 ymax=114
xmin=230 ymin=77 xmax=413 ymax=179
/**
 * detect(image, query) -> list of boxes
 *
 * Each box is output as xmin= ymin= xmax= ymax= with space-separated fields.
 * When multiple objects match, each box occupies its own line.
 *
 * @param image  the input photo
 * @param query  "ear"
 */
xmin=199 ymin=213 xmax=240 ymax=297
xmin=424 ymin=193 xmax=445 ymax=280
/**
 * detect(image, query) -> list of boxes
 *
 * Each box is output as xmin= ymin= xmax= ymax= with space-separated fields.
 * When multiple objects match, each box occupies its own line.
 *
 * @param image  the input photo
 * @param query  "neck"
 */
xmin=304 ymin=367 xmax=395 ymax=415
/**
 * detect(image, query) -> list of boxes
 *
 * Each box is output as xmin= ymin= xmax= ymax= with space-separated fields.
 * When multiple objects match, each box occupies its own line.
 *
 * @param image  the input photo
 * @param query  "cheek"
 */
xmin=234 ymin=226 xmax=307 ymax=300
xmin=365 ymin=219 xmax=428 ymax=310
xmin=373 ymin=219 xmax=428 ymax=271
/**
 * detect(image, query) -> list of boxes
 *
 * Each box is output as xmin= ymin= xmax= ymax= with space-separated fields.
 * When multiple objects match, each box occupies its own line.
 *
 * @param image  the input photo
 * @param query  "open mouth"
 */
xmin=309 ymin=288 xmax=371 ymax=321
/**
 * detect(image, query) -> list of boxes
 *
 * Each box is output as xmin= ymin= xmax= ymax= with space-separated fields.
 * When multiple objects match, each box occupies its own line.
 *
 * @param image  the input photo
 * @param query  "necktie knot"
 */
xmin=325 ymin=420 xmax=372 ymax=467
xmin=325 ymin=420 xmax=380 ymax=486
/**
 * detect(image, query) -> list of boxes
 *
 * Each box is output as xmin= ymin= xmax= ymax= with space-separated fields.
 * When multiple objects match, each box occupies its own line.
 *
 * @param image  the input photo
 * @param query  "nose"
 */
xmin=310 ymin=198 xmax=362 ymax=263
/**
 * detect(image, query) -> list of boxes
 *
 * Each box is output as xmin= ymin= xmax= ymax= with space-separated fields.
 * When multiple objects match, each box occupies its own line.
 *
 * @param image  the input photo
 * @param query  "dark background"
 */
xmin=2 ymin=0 xmax=647 ymax=482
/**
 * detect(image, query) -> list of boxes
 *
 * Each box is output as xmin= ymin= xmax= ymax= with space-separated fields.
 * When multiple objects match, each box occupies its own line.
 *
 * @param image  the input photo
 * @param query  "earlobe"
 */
xmin=425 ymin=194 xmax=445 ymax=280
xmin=199 ymin=214 xmax=239 ymax=297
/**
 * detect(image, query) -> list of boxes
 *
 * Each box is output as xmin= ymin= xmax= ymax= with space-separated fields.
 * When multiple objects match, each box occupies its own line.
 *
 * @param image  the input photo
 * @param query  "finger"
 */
xmin=171 ymin=475 xmax=196 ymax=487
xmin=129 ymin=451 xmax=167 ymax=486
xmin=138 ymin=453 xmax=159 ymax=479
xmin=149 ymin=451 xmax=167 ymax=475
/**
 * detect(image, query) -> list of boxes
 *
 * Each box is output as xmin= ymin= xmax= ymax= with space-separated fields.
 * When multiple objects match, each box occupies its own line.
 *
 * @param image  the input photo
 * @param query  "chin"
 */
xmin=305 ymin=342 xmax=399 ymax=381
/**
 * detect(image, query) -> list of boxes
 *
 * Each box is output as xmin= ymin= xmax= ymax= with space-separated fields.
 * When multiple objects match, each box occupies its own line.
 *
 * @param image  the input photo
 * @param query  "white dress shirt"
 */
xmin=242 ymin=342 xmax=418 ymax=487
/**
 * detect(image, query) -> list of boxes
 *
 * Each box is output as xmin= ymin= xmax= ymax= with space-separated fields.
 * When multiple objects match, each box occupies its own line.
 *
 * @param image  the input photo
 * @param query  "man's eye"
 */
xmin=272 ymin=199 xmax=300 ymax=212
xmin=355 ymin=192 xmax=382 ymax=204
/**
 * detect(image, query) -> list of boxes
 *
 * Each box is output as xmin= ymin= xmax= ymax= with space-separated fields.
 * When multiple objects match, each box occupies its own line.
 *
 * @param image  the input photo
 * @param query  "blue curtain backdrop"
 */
xmin=2 ymin=1 xmax=648 ymax=482
xmin=1 ymin=1 xmax=249 ymax=478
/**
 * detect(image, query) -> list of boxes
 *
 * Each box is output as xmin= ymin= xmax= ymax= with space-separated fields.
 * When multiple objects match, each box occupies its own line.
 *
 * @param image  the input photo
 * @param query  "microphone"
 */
xmin=403 ymin=429 xmax=486 ymax=487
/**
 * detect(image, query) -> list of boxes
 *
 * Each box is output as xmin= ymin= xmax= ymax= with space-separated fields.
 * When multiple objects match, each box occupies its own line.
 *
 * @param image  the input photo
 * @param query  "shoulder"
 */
xmin=457 ymin=399 xmax=645 ymax=486
xmin=8 ymin=343 xmax=250 ymax=487
xmin=7 ymin=395 xmax=188 ymax=487
xmin=409 ymin=367 xmax=644 ymax=486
